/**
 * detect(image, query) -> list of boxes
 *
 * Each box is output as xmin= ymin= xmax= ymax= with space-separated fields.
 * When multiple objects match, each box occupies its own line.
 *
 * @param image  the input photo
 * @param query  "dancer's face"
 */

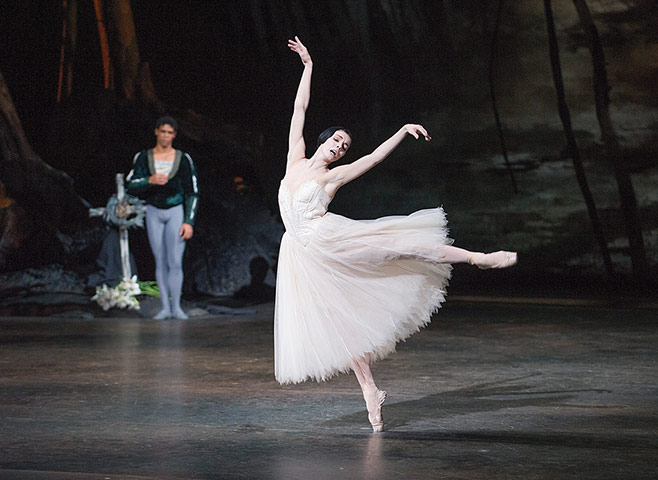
xmin=154 ymin=124 xmax=177 ymax=148
xmin=320 ymin=130 xmax=351 ymax=163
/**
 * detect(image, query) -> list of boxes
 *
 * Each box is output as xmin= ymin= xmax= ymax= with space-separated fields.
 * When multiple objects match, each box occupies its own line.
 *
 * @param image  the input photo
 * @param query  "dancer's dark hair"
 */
xmin=155 ymin=116 xmax=179 ymax=132
xmin=316 ymin=126 xmax=352 ymax=148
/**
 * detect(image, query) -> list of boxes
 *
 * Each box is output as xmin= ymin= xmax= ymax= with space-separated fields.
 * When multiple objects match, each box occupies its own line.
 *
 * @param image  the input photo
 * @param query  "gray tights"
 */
xmin=146 ymin=205 xmax=187 ymax=314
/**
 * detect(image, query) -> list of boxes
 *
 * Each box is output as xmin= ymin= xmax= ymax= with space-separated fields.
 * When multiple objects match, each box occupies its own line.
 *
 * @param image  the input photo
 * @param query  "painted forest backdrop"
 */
xmin=1 ymin=0 xmax=657 ymax=298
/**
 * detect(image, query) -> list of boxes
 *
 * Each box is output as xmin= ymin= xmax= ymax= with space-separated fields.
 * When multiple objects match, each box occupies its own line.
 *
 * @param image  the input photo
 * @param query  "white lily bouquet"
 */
xmin=92 ymin=275 xmax=142 ymax=311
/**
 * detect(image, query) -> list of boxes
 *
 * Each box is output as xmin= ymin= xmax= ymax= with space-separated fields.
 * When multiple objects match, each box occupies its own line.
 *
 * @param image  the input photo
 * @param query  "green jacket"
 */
xmin=126 ymin=149 xmax=200 ymax=226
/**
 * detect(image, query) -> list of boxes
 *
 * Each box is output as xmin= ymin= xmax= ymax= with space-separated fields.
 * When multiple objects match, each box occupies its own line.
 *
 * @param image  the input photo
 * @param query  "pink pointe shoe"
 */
xmin=364 ymin=387 xmax=387 ymax=433
xmin=468 ymin=251 xmax=517 ymax=270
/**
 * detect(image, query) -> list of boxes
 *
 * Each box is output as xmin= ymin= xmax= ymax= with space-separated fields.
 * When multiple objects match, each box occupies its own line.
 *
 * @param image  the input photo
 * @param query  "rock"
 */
xmin=50 ymin=310 xmax=95 ymax=320
xmin=0 ymin=264 xmax=86 ymax=295
xmin=135 ymin=296 xmax=163 ymax=318
xmin=0 ymin=293 xmax=90 ymax=306
xmin=204 ymin=304 xmax=257 ymax=316
xmin=185 ymin=187 xmax=282 ymax=296
xmin=186 ymin=307 xmax=209 ymax=318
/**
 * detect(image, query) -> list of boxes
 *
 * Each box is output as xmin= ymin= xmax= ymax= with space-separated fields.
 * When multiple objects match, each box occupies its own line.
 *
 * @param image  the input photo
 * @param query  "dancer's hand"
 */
xmin=403 ymin=124 xmax=431 ymax=141
xmin=180 ymin=223 xmax=194 ymax=240
xmin=288 ymin=36 xmax=312 ymax=65
xmin=149 ymin=173 xmax=169 ymax=185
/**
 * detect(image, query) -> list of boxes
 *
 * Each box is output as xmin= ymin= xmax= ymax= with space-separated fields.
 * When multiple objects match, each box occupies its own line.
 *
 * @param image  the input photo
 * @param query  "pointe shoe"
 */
xmin=468 ymin=251 xmax=517 ymax=270
xmin=153 ymin=309 xmax=171 ymax=320
xmin=364 ymin=387 xmax=387 ymax=433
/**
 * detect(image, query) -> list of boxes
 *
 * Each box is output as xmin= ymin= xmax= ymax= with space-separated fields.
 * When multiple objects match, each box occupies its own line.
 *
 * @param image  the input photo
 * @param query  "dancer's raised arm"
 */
xmin=287 ymin=36 xmax=313 ymax=165
xmin=326 ymin=124 xmax=431 ymax=190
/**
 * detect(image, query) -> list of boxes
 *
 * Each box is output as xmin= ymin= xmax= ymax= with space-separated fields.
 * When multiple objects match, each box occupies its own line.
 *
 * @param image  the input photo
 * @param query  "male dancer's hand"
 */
xmin=180 ymin=223 xmax=194 ymax=240
xmin=149 ymin=173 xmax=169 ymax=185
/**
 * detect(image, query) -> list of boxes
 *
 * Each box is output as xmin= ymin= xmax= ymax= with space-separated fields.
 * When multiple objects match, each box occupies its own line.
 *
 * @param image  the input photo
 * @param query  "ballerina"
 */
xmin=275 ymin=36 xmax=516 ymax=432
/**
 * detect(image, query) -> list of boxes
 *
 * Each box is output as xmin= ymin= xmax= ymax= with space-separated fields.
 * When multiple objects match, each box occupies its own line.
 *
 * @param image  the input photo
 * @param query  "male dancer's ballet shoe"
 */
xmin=153 ymin=310 xmax=171 ymax=320
xmin=467 ymin=251 xmax=517 ymax=270
xmin=364 ymin=386 xmax=387 ymax=433
xmin=172 ymin=309 xmax=189 ymax=320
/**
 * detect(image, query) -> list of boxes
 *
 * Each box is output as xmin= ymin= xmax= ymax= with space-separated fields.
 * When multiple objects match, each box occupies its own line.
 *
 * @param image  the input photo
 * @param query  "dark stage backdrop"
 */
xmin=1 ymin=0 xmax=657 ymax=288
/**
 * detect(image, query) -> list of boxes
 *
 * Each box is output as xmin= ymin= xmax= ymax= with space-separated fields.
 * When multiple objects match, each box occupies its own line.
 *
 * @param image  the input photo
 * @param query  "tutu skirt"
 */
xmin=274 ymin=207 xmax=452 ymax=384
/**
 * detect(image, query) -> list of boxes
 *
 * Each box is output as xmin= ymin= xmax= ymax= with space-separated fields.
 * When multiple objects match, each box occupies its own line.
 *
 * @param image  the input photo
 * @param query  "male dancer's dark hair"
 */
xmin=155 ymin=116 xmax=179 ymax=132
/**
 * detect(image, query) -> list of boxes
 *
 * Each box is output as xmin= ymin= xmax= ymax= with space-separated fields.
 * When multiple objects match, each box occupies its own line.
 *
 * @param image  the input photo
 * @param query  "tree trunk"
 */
xmin=56 ymin=0 xmax=78 ymax=101
xmin=109 ymin=0 xmax=140 ymax=100
xmin=92 ymin=0 xmax=112 ymax=90
xmin=108 ymin=0 xmax=162 ymax=110
xmin=66 ymin=0 xmax=78 ymax=97
xmin=0 ymin=181 xmax=26 ymax=271
xmin=0 ymin=69 xmax=88 ymax=268
xmin=543 ymin=0 xmax=614 ymax=277
xmin=571 ymin=0 xmax=648 ymax=283
xmin=57 ymin=0 xmax=69 ymax=102
xmin=488 ymin=0 xmax=518 ymax=193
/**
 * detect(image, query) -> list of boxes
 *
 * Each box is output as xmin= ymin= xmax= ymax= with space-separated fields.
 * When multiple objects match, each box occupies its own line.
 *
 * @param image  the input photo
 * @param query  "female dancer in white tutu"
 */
xmin=276 ymin=36 xmax=517 ymax=432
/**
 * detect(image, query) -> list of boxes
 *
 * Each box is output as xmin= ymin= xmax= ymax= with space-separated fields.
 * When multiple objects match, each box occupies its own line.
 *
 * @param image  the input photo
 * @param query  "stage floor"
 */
xmin=1 ymin=299 xmax=657 ymax=479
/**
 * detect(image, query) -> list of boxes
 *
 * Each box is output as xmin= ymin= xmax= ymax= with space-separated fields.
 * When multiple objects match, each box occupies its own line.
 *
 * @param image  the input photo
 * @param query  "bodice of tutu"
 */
xmin=278 ymin=180 xmax=331 ymax=246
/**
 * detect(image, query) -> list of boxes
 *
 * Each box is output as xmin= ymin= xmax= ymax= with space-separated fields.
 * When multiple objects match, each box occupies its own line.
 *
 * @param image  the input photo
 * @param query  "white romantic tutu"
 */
xmin=274 ymin=180 xmax=452 ymax=384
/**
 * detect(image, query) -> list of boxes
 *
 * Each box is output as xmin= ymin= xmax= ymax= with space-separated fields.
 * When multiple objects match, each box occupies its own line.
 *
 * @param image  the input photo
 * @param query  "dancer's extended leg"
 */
xmin=437 ymin=245 xmax=517 ymax=269
xmin=352 ymin=354 xmax=387 ymax=432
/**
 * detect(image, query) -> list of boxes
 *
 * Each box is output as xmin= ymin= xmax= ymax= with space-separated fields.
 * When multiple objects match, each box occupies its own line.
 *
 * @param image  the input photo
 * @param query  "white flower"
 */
xmin=91 ymin=285 xmax=115 ymax=311
xmin=115 ymin=295 xmax=130 ymax=309
xmin=118 ymin=275 xmax=141 ymax=297
xmin=91 ymin=277 xmax=142 ymax=311
xmin=128 ymin=297 xmax=141 ymax=310
xmin=95 ymin=291 xmax=112 ymax=310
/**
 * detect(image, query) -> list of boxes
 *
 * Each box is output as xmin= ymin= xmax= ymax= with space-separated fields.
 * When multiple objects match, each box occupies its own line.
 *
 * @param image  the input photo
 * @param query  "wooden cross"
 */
xmin=89 ymin=173 xmax=145 ymax=280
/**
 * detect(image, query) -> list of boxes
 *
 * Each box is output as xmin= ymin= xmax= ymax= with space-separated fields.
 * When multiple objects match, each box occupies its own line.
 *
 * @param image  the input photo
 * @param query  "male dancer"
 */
xmin=127 ymin=116 xmax=199 ymax=319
